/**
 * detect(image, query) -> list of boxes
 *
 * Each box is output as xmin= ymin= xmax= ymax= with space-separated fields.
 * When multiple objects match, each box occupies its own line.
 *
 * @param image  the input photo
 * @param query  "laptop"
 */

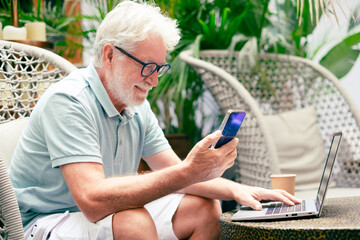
xmin=231 ymin=132 xmax=342 ymax=221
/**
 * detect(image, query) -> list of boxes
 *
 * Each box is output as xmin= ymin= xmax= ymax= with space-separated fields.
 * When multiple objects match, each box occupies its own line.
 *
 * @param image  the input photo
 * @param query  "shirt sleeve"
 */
xmin=39 ymin=93 xmax=103 ymax=167
xmin=141 ymin=101 xmax=171 ymax=157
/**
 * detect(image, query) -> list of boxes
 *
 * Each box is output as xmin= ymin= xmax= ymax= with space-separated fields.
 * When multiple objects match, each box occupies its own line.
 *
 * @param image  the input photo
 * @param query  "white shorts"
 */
xmin=24 ymin=193 xmax=185 ymax=240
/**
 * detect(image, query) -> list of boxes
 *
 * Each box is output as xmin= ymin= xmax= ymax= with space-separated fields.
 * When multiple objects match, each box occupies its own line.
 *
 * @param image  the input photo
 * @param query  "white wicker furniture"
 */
xmin=0 ymin=40 xmax=76 ymax=240
xmin=180 ymin=50 xmax=360 ymax=190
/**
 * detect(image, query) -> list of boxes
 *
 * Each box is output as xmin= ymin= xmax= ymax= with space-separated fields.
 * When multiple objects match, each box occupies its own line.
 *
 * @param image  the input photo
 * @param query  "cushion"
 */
xmin=0 ymin=118 xmax=29 ymax=168
xmin=264 ymin=106 xmax=326 ymax=190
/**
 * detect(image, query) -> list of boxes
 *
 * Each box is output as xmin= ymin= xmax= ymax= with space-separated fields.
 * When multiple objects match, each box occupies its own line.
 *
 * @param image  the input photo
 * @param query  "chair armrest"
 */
xmin=0 ymin=155 xmax=24 ymax=239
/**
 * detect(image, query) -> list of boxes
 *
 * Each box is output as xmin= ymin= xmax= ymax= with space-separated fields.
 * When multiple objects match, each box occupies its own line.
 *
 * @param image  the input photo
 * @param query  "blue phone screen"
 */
xmin=215 ymin=112 xmax=246 ymax=148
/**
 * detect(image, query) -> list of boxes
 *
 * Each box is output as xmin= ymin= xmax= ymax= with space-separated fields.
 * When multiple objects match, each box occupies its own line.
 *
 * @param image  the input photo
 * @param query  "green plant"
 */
xmin=315 ymin=3 xmax=360 ymax=79
xmin=0 ymin=0 xmax=82 ymax=58
xmin=148 ymin=0 xmax=258 ymax=144
xmin=150 ymin=0 xmax=360 ymax=145
xmin=319 ymin=32 xmax=360 ymax=79
xmin=235 ymin=0 xmax=360 ymax=76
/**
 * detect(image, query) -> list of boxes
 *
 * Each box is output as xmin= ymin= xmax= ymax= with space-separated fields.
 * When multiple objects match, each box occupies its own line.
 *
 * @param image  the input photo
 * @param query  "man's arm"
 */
xmin=144 ymin=142 xmax=301 ymax=210
xmin=61 ymin=161 xmax=190 ymax=222
xmin=178 ymin=178 xmax=301 ymax=210
xmin=61 ymin=130 xmax=237 ymax=222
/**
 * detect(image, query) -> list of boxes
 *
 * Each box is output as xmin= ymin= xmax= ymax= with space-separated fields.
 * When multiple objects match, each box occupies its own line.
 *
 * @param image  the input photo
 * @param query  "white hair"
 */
xmin=92 ymin=0 xmax=181 ymax=67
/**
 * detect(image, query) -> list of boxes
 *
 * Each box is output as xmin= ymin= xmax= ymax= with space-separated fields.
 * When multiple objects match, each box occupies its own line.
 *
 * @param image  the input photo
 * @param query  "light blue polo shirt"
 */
xmin=9 ymin=63 xmax=171 ymax=227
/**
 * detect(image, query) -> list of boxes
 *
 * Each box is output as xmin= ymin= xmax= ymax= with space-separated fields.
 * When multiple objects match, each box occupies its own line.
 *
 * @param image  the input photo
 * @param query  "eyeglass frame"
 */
xmin=114 ymin=46 xmax=171 ymax=78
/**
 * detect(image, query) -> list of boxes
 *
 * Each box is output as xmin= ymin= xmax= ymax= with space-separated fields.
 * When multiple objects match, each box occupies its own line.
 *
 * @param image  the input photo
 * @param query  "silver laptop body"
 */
xmin=231 ymin=132 xmax=342 ymax=221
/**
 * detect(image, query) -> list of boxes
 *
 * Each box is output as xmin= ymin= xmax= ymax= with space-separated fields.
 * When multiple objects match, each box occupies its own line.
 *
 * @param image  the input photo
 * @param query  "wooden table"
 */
xmin=219 ymin=197 xmax=360 ymax=240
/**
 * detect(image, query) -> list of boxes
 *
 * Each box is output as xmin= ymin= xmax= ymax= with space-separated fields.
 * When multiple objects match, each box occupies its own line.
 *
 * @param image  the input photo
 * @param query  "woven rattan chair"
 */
xmin=0 ymin=40 xmax=76 ymax=239
xmin=180 ymin=50 xmax=360 ymax=190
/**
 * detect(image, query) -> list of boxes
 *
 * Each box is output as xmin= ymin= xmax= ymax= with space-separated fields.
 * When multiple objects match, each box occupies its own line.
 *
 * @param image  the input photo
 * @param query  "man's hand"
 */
xmin=178 ymin=131 xmax=300 ymax=210
xmin=183 ymin=130 xmax=239 ymax=183
xmin=232 ymin=185 xmax=302 ymax=210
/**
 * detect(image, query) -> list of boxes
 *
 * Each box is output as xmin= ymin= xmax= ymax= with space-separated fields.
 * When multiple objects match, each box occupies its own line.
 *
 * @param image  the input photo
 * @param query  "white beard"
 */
xmin=105 ymin=69 xmax=152 ymax=107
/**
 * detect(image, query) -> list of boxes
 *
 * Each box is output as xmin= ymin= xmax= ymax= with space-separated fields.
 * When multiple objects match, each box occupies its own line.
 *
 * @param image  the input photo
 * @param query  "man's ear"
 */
xmin=102 ymin=43 xmax=115 ymax=69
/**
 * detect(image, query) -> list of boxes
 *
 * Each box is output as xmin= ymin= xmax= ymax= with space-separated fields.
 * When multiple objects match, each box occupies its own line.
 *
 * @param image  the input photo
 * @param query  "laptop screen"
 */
xmin=316 ymin=132 xmax=342 ymax=214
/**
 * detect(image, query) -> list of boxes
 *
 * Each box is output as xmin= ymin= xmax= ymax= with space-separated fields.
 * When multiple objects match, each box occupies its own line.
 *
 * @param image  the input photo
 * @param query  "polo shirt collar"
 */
xmin=84 ymin=63 xmax=136 ymax=121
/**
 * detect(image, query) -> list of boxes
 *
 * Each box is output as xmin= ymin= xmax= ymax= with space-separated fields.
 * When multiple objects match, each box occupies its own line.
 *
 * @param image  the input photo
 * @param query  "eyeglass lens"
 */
xmin=142 ymin=64 xmax=170 ymax=77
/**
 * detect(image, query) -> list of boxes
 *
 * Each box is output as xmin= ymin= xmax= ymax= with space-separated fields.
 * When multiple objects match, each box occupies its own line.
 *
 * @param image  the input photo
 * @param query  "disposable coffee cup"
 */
xmin=270 ymin=174 xmax=296 ymax=195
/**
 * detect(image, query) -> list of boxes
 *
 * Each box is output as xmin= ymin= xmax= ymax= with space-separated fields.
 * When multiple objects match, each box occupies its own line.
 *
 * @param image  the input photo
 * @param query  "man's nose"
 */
xmin=146 ymin=71 xmax=159 ymax=87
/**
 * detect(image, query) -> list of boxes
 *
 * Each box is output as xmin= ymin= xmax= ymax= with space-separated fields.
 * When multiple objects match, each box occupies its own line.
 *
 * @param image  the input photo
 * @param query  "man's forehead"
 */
xmin=132 ymin=38 xmax=167 ymax=63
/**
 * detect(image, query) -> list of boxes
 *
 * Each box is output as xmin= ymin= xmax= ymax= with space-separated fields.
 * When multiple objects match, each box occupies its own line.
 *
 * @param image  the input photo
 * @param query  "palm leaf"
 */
xmin=319 ymin=32 xmax=360 ymax=78
xmin=297 ymin=0 xmax=353 ymax=26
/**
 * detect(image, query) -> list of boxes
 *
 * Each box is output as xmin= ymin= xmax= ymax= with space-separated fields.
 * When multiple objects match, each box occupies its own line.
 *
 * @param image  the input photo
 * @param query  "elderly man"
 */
xmin=9 ymin=1 xmax=299 ymax=239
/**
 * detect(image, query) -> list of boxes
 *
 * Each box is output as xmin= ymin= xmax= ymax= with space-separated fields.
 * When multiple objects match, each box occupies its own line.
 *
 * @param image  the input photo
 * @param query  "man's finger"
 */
xmin=198 ymin=130 xmax=222 ymax=148
xmin=241 ymin=196 xmax=262 ymax=211
xmin=220 ymin=137 xmax=239 ymax=155
xmin=262 ymin=189 xmax=301 ymax=206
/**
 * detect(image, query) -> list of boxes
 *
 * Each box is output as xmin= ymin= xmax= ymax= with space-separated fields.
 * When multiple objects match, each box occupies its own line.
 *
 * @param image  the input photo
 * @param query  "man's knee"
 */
xmin=195 ymin=196 xmax=222 ymax=220
xmin=177 ymin=194 xmax=222 ymax=220
xmin=112 ymin=208 xmax=157 ymax=240
xmin=173 ymin=195 xmax=222 ymax=239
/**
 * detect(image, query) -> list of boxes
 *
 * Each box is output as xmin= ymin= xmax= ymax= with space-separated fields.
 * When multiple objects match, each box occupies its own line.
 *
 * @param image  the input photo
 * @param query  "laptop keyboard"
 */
xmin=265 ymin=200 xmax=306 ymax=215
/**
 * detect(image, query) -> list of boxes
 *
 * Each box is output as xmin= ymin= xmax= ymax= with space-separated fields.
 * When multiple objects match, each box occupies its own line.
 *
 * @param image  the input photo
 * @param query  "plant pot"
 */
xmin=165 ymin=133 xmax=191 ymax=159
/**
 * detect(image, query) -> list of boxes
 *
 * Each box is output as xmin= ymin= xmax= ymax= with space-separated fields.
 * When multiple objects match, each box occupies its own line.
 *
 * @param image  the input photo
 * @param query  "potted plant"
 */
xmin=0 ymin=0 xmax=83 ymax=64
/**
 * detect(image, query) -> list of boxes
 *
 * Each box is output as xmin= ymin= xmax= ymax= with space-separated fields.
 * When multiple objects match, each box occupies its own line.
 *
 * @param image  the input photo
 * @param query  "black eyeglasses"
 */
xmin=115 ymin=46 xmax=171 ymax=78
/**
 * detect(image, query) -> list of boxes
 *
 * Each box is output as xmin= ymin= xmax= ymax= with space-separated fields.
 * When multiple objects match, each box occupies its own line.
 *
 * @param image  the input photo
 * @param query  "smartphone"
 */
xmin=213 ymin=110 xmax=246 ymax=149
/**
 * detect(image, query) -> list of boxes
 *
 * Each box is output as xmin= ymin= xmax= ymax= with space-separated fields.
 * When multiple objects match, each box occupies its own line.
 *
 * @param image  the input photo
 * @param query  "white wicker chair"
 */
xmin=180 ymin=50 xmax=360 ymax=190
xmin=0 ymin=40 xmax=76 ymax=239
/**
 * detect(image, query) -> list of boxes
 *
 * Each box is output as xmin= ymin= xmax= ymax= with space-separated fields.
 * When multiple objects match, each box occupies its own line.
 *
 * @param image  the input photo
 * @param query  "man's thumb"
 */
xmin=200 ymin=130 xmax=222 ymax=147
